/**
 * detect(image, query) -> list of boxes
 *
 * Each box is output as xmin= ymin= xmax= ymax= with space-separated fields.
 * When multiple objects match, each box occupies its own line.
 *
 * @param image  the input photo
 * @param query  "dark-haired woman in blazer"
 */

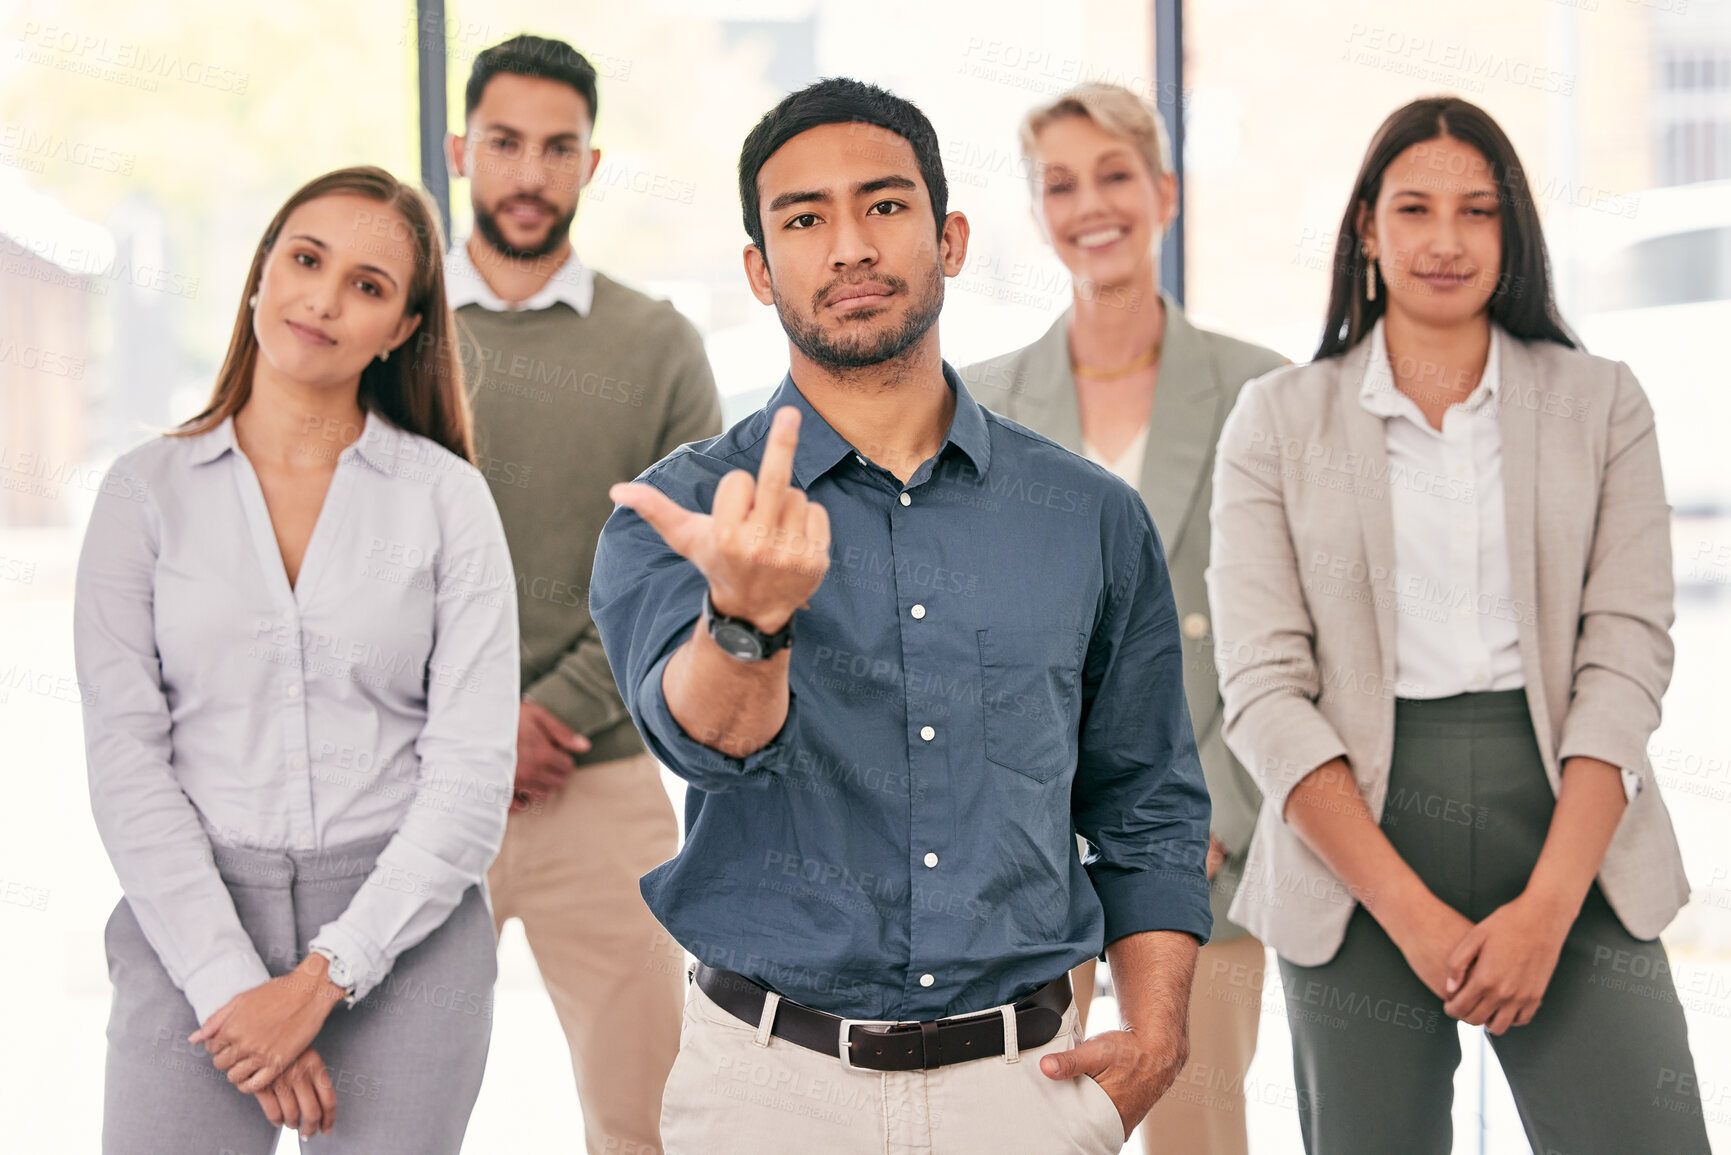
xmin=1208 ymin=97 xmax=1709 ymax=1154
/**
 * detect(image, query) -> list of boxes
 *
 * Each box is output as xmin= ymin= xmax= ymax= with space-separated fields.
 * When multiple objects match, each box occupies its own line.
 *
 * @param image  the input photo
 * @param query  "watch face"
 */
xmin=711 ymin=621 xmax=766 ymax=662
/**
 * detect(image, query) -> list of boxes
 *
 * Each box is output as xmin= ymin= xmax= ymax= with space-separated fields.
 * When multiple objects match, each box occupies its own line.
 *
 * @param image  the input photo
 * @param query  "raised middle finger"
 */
xmin=748 ymin=407 xmax=801 ymax=528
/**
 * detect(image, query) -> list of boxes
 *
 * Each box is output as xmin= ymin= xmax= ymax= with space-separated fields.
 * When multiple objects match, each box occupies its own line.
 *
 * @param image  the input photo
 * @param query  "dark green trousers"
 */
xmin=1277 ymin=690 xmax=1709 ymax=1155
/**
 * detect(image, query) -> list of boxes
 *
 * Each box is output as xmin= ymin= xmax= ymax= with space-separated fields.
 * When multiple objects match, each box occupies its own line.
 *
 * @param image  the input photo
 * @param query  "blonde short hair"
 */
xmin=1018 ymin=83 xmax=1174 ymax=189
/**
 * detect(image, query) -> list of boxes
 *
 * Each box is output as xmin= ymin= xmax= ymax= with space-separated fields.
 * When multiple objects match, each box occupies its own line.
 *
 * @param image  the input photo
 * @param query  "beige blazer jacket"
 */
xmin=1208 ymin=327 xmax=1691 ymax=964
xmin=962 ymin=295 xmax=1287 ymax=939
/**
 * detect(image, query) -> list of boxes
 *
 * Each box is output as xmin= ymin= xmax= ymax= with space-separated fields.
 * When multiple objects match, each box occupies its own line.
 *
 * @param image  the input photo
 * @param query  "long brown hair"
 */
xmin=176 ymin=166 xmax=474 ymax=462
xmin=1316 ymin=97 xmax=1576 ymax=360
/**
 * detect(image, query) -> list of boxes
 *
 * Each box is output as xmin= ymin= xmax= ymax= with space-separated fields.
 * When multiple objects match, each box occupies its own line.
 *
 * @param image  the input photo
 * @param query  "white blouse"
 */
xmin=1358 ymin=320 xmax=1525 ymax=700
xmin=73 ymin=410 xmax=519 ymax=1021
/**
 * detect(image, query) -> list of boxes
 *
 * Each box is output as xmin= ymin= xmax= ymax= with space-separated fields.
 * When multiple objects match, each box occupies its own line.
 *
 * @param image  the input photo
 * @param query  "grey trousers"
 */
xmin=1277 ymin=690 xmax=1710 ymax=1155
xmin=102 ymin=833 xmax=497 ymax=1155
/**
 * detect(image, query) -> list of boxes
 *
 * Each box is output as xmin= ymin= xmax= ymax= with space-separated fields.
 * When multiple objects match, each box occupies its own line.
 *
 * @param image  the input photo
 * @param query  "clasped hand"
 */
xmin=189 ymin=953 xmax=347 ymax=1130
xmin=1393 ymin=890 xmax=1572 ymax=1035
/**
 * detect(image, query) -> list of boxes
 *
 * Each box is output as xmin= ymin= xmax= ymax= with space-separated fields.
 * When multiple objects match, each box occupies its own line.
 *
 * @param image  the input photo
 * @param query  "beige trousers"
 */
xmin=1140 ymin=933 xmax=1265 ymax=1155
xmin=488 ymin=751 xmax=684 ymax=1155
xmin=659 ymin=977 xmax=1126 ymax=1155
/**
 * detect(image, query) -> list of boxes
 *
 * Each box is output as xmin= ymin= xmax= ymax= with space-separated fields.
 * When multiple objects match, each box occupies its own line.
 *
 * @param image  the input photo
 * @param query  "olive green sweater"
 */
xmin=457 ymin=273 xmax=722 ymax=766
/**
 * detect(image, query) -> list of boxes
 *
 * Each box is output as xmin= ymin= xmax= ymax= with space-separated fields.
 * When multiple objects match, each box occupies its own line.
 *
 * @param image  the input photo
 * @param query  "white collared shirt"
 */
xmin=1359 ymin=320 xmax=1525 ymax=700
xmin=444 ymin=237 xmax=595 ymax=315
xmin=73 ymin=411 xmax=519 ymax=1021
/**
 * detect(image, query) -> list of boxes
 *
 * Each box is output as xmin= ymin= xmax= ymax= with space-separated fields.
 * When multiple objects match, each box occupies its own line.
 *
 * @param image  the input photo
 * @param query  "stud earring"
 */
xmin=378 ymin=349 xmax=389 ymax=363
xmin=247 ymin=293 xmax=258 ymax=308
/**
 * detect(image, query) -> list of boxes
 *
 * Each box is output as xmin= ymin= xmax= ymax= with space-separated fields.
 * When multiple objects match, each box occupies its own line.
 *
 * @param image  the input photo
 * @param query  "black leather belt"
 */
xmin=693 ymin=962 xmax=1071 ymax=1072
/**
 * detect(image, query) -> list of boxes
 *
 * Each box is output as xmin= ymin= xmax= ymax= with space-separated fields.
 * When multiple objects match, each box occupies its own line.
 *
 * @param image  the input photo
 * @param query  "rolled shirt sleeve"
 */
xmin=1073 ymin=499 xmax=1213 ymax=948
xmin=590 ymin=456 xmax=802 ymax=794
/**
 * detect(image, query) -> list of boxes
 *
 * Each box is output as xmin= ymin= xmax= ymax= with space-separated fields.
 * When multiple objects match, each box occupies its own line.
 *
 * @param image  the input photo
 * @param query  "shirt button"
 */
xmin=919 ymin=973 xmax=935 ymax=988
xmin=920 ymin=725 xmax=935 ymax=741
xmin=1459 ymin=606 xmax=1473 ymax=618
xmin=287 ymin=684 xmax=302 ymax=698
xmin=1181 ymin=612 xmax=1209 ymax=640
xmin=290 ymin=754 xmax=306 ymax=770
xmin=924 ymin=852 xmax=939 ymax=868
xmin=911 ymin=604 xmax=926 ymax=620
xmin=899 ymin=492 xmax=911 ymax=507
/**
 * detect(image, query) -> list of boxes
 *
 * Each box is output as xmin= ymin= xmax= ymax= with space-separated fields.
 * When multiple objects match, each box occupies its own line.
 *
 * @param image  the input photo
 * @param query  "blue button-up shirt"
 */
xmin=591 ymin=364 xmax=1210 ymax=1020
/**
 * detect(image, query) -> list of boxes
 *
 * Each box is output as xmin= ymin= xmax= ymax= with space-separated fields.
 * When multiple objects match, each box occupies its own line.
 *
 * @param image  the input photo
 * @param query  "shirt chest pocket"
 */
xmin=976 ymin=626 xmax=1087 ymax=783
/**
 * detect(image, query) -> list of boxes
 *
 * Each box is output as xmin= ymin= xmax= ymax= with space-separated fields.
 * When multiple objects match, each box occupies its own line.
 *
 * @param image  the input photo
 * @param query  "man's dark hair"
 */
xmin=465 ymin=35 xmax=599 ymax=127
xmin=737 ymin=78 xmax=948 ymax=253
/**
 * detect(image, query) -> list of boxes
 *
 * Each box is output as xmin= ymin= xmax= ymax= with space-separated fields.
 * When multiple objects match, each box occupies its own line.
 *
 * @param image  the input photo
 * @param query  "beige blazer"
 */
xmin=961 ymin=295 xmax=1287 ymax=939
xmin=1207 ymin=326 xmax=1691 ymax=964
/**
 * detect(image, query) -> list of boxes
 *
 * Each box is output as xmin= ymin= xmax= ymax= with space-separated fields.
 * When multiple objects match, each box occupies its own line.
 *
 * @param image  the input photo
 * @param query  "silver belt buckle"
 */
xmin=837 ymin=1016 xmax=907 ymax=1073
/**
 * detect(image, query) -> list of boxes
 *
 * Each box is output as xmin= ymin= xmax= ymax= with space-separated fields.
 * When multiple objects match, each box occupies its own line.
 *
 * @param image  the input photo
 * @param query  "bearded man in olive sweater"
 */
xmin=443 ymin=35 xmax=721 ymax=1155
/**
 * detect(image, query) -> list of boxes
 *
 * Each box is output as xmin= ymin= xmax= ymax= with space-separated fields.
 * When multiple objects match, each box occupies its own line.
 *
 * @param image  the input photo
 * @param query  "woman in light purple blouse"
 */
xmin=74 ymin=166 xmax=519 ymax=1154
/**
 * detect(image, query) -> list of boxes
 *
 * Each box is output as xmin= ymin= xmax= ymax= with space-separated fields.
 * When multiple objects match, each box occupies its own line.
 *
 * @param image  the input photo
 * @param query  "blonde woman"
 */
xmin=76 ymin=167 xmax=518 ymax=1153
xmin=963 ymin=84 xmax=1284 ymax=1155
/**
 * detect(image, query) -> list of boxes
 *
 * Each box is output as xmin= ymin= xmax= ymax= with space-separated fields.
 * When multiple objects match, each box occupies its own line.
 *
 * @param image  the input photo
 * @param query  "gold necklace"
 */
xmin=1071 ymin=341 xmax=1162 ymax=380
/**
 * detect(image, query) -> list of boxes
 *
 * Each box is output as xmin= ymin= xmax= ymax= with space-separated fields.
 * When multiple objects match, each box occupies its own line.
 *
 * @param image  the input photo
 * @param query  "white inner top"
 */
xmin=1081 ymin=423 xmax=1151 ymax=486
xmin=1358 ymin=319 xmax=1525 ymax=700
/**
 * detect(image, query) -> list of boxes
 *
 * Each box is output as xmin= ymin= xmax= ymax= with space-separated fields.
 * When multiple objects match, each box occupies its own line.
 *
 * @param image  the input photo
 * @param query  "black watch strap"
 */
xmin=702 ymin=589 xmax=795 ymax=661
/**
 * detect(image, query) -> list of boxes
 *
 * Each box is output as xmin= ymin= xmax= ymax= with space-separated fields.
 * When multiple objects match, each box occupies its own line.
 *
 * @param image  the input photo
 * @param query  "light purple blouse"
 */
xmin=73 ymin=410 xmax=519 ymax=1021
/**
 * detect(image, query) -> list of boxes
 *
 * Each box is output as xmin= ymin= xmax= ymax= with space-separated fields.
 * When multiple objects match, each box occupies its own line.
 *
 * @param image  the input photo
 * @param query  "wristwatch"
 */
xmin=702 ymin=589 xmax=795 ymax=661
xmin=310 ymin=946 xmax=358 ymax=1004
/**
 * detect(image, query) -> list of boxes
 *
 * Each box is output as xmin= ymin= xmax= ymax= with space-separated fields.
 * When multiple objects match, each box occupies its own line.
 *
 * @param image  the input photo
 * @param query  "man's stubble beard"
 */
xmin=473 ymin=196 xmax=578 ymax=260
xmin=774 ymin=258 xmax=946 ymax=375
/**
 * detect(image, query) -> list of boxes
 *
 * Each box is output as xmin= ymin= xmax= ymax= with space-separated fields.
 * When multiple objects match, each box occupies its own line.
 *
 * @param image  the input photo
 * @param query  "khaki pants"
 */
xmin=1141 ymin=933 xmax=1264 ymax=1155
xmin=488 ymin=751 xmax=683 ymax=1155
xmin=659 ymin=977 xmax=1126 ymax=1154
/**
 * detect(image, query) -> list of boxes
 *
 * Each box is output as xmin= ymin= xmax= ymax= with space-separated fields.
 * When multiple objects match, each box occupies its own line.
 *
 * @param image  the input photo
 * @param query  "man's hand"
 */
xmin=1382 ymin=893 xmax=1476 ymax=1001
xmin=1442 ymin=892 xmax=1572 ymax=1033
xmin=610 ymin=406 xmax=829 ymax=634
xmin=252 ymin=1046 xmax=337 ymax=1139
xmin=1047 ymin=929 xmax=1197 ymax=1140
xmin=1040 ymin=1028 xmax=1186 ymax=1142
xmin=189 ymin=953 xmax=347 ymax=1092
xmin=513 ymin=698 xmax=591 ymax=812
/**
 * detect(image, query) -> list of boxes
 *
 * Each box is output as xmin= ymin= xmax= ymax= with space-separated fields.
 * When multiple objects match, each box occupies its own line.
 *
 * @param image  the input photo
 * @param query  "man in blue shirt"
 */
xmin=591 ymin=78 xmax=1210 ymax=1154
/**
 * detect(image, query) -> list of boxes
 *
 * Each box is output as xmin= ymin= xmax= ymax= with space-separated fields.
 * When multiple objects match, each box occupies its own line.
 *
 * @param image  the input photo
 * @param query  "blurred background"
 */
xmin=3 ymin=0 xmax=1729 ymax=1150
